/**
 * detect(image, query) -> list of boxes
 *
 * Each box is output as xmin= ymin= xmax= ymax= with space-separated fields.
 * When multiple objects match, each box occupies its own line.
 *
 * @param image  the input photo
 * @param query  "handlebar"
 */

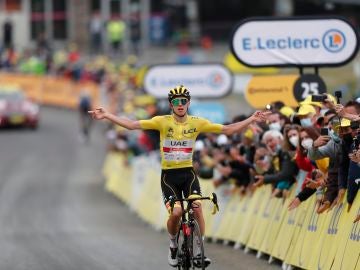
xmin=169 ymin=193 xmax=220 ymax=215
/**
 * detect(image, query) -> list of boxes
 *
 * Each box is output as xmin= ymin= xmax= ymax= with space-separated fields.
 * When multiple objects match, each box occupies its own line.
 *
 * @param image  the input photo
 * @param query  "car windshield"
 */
xmin=0 ymin=91 xmax=24 ymax=101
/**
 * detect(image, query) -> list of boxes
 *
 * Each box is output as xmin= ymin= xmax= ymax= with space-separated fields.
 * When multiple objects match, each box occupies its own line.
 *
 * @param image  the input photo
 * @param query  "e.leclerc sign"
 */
xmin=231 ymin=16 xmax=359 ymax=67
xmin=144 ymin=64 xmax=232 ymax=98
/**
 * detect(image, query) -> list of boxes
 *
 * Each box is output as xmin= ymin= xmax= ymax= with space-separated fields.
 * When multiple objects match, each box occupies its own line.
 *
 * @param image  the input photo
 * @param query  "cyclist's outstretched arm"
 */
xmin=88 ymin=107 xmax=141 ymax=130
xmin=221 ymin=111 xmax=268 ymax=136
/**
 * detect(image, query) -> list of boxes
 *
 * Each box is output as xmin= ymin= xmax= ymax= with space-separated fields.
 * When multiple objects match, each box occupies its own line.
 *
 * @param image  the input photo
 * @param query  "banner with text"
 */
xmin=231 ymin=16 xmax=359 ymax=67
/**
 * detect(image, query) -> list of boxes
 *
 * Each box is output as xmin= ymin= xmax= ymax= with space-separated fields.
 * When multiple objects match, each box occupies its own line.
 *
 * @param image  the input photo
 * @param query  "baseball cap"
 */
xmin=296 ymin=104 xmax=316 ymax=116
xmin=300 ymin=96 xmax=322 ymax=108
xmin=279 ymin=106 xmax=295 ymax=118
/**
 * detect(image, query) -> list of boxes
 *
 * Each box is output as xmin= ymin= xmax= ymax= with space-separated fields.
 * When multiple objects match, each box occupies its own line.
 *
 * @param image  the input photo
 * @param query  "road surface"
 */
xmin=0 ymin=107 xmax=280 ymax=270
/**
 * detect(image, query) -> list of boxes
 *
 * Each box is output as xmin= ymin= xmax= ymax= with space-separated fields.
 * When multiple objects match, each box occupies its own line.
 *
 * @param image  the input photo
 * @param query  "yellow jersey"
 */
xmin=139 ymin=115 xmax=223 ymax=169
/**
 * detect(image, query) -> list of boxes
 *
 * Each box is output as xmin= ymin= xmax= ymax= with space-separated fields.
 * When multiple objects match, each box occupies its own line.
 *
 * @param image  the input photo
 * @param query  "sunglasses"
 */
xmin=171 ymin=98 xmax=188 ymax=106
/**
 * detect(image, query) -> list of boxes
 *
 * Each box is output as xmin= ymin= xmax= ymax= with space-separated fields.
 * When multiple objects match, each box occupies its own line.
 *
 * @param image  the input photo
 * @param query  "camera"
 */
xmin=350 ymin=121 xmax=360 ymax=130
xmin=311 ymin=94 xmax=327 ymax=102
xmin=320 ymin=128 xmax=329 ymax=136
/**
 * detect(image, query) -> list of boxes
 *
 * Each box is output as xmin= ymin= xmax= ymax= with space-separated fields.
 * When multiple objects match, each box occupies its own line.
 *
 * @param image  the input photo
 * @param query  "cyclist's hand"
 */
xmin=251 ymin=111 xmax=270 ymax=123
xmin=88 ymin=107 xmax=107 ymax=120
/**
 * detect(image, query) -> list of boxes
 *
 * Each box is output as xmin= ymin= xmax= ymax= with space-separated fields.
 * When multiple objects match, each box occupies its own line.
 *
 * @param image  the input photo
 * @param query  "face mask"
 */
xmin=300 ymin=118 xmax=312 ymax=127
xmin=301 ymin=138 xmax=313 ymax=150
xmin=269 ymin=122 xmax=281 ymax=131
xmin=329 ymin=129 xmax=341 ymax=143
xmin=289 ymin=136 xmax=299 ymax=148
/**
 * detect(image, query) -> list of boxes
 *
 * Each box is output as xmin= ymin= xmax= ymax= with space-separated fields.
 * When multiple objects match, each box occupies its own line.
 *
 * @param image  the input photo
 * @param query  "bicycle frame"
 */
xmin=169 ymin=193 xmax=219 ymax=270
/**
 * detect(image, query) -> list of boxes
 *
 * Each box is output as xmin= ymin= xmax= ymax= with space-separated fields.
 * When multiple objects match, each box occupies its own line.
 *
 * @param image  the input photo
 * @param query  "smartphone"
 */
xmin=335 ymin=90 xmax=342 ymax=104
xmin=311 ymin=94 xmax=327 ymax=102
xmin=320 ymin=128 xmax=329 ymax=136
xmin=334 ymin=90 xmax=342 ymax=99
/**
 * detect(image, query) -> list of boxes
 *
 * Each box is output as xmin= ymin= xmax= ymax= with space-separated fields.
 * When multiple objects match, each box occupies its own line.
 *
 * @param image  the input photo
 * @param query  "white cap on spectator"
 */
xmin=217 ymin=134 xmax=228 ymax=146
xmin=355 ymin=97 xmax=360 ymax=104
xmin=195 ymin=140 xmax=205 ymax=151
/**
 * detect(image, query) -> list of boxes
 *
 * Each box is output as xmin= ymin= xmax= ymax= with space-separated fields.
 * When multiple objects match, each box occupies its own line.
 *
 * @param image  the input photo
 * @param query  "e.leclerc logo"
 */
xmin=207 ymin=72 xmax=224 ymax=89
xmin=242 ymin=29 xmax=346 ymax=53
xmin=322 ymin=29 xmax=346 ymax=53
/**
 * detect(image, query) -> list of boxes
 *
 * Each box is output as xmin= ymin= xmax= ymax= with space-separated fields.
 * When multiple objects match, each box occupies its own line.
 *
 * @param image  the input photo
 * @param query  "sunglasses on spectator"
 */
xmin=171 ymin=98 xmax=188 ymax=106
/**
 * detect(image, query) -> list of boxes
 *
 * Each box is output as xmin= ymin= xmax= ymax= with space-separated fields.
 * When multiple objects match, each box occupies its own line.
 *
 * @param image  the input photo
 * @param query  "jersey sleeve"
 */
xmin=139 ymin=116 xmax=162 ymax=130
xmin=198 ymin=118 xmax=223 ymax=133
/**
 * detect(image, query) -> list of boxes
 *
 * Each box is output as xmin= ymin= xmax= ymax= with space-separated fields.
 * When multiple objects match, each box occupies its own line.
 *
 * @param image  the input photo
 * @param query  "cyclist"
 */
xmin=78 ymin=91 xmax=93 ymax=143
xmin=89 ymin=85 xmax=268 ymax=267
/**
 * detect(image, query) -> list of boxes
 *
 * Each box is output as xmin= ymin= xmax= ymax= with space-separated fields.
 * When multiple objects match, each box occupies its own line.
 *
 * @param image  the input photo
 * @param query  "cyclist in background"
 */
xmin=89 ymin=85 xmax=269 ymax=267
xmin=79 ymin=91 xmax=92 ymax=143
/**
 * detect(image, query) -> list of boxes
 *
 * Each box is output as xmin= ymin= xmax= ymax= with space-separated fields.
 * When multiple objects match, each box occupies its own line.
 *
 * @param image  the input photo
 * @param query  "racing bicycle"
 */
xmin=169 ymin=193 xmax=219 ymax=270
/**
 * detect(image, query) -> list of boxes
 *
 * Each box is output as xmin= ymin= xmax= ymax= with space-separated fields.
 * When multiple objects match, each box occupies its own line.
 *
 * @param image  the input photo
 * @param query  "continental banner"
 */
xmin=245 ymin=75 xmax=299 ymax=109
xmin=0 ymin=73 xmax=100 ymax=109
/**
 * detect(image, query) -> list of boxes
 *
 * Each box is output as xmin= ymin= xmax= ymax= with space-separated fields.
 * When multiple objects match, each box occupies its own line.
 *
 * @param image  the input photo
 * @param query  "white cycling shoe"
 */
xmin=168 ymin=247 xmax=178 ymax=267
xmin=193 ymin=254 xmax=211 ymax=268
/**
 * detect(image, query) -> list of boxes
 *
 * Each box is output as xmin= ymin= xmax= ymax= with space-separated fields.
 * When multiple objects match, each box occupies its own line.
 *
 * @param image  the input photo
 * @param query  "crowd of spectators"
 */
xmin=107 ymin=86 xmax=360 ymax=226
xmin=2 ymin=40 xmax=359 ymax=224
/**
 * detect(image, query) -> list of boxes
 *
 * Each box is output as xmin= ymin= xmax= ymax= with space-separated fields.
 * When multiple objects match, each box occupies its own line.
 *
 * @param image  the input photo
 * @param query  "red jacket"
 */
xmin=295 ymin=149 xmax=315 ymax=190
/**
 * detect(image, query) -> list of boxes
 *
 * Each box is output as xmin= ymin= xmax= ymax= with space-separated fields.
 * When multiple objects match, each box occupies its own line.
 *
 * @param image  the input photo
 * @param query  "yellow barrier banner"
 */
xmin=332 ymin=193 xmax=360 ymax=270
xmin=226 ymin=195 xmax=252 ymax=242
xmin=271 ymin=188 xmax=309 ymax=261
xmin=283 ymin=196 xmax=315 ymax=266
xmin=207 ymin=185 xmax=232 ymax=237
xmin=213 ymin=194 xmax=241 ymax=241
xmin=287 ymin=195 xmax=327 ymax=269
xmin=136 ymin=168 xmax=163 ymax=227
xmin=102 ymin=153 xmax=360 ymax=270
xmin=259 ymin=197 xmax=287 ymax=255
xmin=104 ymin=153 xmax=133 ymax=204
xmin=247 ymin=185 xmax=276 ymax=251
xmin=199 ymin=180 xmax=217 ymax=237
xmin=220 ymin=194 xmax=251 ymax=242
xmin=308 ymin=202 xmax=347 ymax=270
xmin=236 ymin=186 xmax=269 ymax=246
xmin=0 ymin=73 xmax=100 ymax=109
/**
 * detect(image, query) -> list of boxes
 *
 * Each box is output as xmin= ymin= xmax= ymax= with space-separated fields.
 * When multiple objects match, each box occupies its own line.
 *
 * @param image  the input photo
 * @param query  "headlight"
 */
xmin=22 ymin=102 xmax=39 ymax=115
xmin=0 ymin=100 xmax=6 ymax=111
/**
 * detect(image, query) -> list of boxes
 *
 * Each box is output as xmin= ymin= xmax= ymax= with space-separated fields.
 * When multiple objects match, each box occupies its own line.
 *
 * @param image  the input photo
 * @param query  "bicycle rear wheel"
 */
xmin=190 ymin=220 xmax=205 ymax=269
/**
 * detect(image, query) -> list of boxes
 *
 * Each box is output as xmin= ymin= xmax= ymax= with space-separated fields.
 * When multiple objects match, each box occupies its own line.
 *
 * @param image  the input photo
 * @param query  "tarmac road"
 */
xmin=0 ymin=107 xmax=280 ymax=270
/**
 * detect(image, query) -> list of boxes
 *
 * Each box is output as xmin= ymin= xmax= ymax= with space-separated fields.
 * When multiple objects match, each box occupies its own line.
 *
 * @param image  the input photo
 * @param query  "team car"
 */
xmin=0 ymin=88 xmax=39 ymax=129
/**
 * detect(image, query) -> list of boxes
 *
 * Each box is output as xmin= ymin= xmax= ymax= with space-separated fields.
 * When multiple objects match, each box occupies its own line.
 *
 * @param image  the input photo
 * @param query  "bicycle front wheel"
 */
xmin=190 ymin=220 xmax=205 ymax=269
xmin=177 ymin=227 xmax=190 ymax=270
